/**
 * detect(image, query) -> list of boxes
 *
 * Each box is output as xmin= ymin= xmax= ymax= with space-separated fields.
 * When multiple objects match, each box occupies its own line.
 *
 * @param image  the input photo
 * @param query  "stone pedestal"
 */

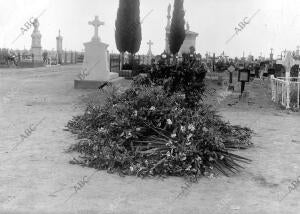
xmin=74 ymin=40 xmax=121 ymax=89
xmin=56 ymin=30 xmax=63 ymax=64
xmin=30 ymin=18 xmax=43 ymax=62
xmin=74 ymin=16 xmax=121 ymax=89
xmin=82 ymin=41 xmax=111 ymax=81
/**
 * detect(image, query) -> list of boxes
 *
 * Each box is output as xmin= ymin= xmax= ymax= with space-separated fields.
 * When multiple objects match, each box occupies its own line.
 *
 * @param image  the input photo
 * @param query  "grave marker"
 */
xmin=276 ymin=51 xmax=300 ymax=108
xmin=227 ymin=65 xmax=235 ymax=91
xmin=75 ymin=16 xmax=121 ymax=89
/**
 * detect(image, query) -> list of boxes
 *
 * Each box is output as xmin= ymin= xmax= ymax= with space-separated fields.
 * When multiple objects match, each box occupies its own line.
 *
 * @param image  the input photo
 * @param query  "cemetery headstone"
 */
xmin=74 ymin=16 xmax=121 ymax=89
xmin=30 ymin=18 xmax=43 ymax=63
xmin=146 ymin=40 xmax=154 ymax=65
xmin=276 ymin=51 xmax=300 ymax=108
xmin=227 ymin=65 xmax=235 ymax=91
xmin=56 ymin=30 xmax=63 ymax=64
xmin=238 ymin=68 xmax=250 ymax=94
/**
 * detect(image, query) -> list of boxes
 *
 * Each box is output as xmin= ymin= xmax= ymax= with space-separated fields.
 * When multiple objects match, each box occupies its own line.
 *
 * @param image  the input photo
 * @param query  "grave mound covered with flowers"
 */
xmin=67 ymin=60 xmax=253 ymax=181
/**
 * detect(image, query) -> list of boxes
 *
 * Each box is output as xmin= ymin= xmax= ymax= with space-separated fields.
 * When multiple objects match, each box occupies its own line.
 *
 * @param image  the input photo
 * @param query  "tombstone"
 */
xmin=30 ymin=18 xmax=43 ymax=63
xmin=74 ymin=16 xmax=120 ymax=89
xmin=276 ymin=51 xmax=300 ymax=108
xmin=146 ymin=40 xmax=154 ymax=65
xmin=227 ymin=65 xmax=235 ymax=91
xmin=56 ymin=30 xmax=63 ymax=64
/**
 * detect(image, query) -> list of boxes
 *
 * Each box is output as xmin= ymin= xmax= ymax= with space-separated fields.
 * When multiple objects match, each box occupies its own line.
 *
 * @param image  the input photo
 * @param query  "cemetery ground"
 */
xmin=0 ymin=65 xmax=300 ymax=214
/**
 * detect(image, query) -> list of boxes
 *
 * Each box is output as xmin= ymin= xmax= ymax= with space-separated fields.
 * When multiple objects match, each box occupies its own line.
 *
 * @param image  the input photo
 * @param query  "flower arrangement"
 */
xmin=67 ymin=80 xmax=253 ymax=180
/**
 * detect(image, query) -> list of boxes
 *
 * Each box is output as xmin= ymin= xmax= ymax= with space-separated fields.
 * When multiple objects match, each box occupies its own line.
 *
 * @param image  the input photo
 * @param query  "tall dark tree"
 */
xmin=115 ymin=0 xmax=142 ymax=68
xmin=115 ymin=0 xmax=130 ymax=68
xmin=169 ymin=0 xmax=186 ymax=55
xmin=115 ymin=0 xmax=129 ymax=53
xmin=127 ymin=0 xmax=142 ymax=55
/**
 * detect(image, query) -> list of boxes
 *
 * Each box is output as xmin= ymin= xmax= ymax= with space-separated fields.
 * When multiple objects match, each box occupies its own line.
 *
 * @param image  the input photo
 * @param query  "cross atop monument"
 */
xmin=147 ymin=40 xmax=153 ymax=51
xmin=276 ymin=51 xmax=300 ymax=108
xmin=88 ymin=16 xmax=104 ymax=42
xmin=147 ymin=40 xmax=153 ymax=55
xmin=270 ymin=48 xmax=273 ymax=54
xmin=277 ymin=51 xmax=300 ymax=78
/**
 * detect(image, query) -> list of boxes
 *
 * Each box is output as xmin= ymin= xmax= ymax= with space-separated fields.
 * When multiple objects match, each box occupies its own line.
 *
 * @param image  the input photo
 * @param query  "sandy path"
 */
xmin=0 ymin=66 xmax=299 ymax=214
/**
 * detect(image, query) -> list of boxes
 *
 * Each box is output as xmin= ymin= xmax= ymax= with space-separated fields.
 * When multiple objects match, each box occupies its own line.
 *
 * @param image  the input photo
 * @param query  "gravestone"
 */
xmin=30 ymin=18 xmax=43 ymax=62
xmin=276 ymin=51 xmax=300 ymax=108
xmin=227 ymin=65 xmax=235 ymax=91
xmin=146 ymin=40 xmax=153 ymax=65
xmin=74 ymin=16 xmax=120 ymax=89
xmin=56 ymin=30 xmax=63 ymax=64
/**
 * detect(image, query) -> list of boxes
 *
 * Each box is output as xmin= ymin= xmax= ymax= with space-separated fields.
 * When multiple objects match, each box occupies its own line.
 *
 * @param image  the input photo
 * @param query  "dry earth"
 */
xmin=0 ymin=65 xmax=299 ymax=214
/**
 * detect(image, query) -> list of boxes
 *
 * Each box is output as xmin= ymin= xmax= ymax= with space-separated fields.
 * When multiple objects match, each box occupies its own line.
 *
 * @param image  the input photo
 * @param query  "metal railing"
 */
xmin=270 ymin=75 xmax=300 ymax=109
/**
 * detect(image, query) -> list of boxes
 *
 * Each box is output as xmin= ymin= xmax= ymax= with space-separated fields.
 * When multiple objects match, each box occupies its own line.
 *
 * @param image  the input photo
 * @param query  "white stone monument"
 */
xmin=276 ymin=51 xmax=300 ymax=108
xmin=75 ymin=16 xmax=120 ymax=89
xmin=56 ymin=30 xmax=63 ymax=64
xmin=146 ymin=40 xmax=154 ymax=65
xmin=30 ymin=18 xmax=43 ymax=62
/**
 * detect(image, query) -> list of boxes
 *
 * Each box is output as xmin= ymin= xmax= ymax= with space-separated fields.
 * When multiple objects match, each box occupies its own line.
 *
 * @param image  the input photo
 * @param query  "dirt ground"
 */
xmin=0 ymin=65 xmax=300 ymax=214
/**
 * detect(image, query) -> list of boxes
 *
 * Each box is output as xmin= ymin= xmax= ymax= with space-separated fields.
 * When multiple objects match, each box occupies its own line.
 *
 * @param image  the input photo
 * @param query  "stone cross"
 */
xmin=88 ymin=16 xmax=104 ymax=42
xmin=270 ymin=48 xmax=274 ymax=60
xmin=147 ymin=40 xmax=153 ymax=52
xmin=277 ymin=51 xmax=300 ymax=77
xmin=276 ymin=51 xmax=300 ymax=108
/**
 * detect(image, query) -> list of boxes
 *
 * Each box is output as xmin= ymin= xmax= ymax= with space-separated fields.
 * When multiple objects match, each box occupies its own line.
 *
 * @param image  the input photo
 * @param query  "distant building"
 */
xmin=165 ymin=4 xmax=199 ymax=55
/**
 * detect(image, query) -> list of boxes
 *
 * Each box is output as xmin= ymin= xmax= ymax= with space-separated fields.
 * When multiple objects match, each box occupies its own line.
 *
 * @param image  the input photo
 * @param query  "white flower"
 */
xmin=133 ymin=110 xmax=138 ymax=117
xmin=171 ymin=133 xmax=176 ymax=138
xmin=150 ymin=106 xmax=156 ymax=111
xmin=187 ymin=133 xmax=193 ymax=141
xmin=166 ymin=140 xmax=173 ymax=146
xmin=166 ymin=119 xmax=172 ymax=125
xmin=93 ymin=145 xmax=98 ymax=151
xmin=188 ymin=124 xmax=195 ymax=132
xmin=136 ymin=127 xmax=141 ymax=131
xmin=98 ymin=127 xmax=107 ymax=133
xmin=185 ymin=165 xmax=192 ymax=171
xmin=130 ymin=166 xmax=134 ymax=172
xmin=202 ymin=127 xmax=209 ymax=132
xmin=166 ymin=151 xmax=171 ymax=157
xmin=180 ymin=126 xmax=186 ymax=132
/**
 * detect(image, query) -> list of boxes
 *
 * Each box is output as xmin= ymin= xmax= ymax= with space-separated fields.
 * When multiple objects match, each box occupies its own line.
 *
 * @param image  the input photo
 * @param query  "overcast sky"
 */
xmin=1 ymin=0 xmax=300 ymax=58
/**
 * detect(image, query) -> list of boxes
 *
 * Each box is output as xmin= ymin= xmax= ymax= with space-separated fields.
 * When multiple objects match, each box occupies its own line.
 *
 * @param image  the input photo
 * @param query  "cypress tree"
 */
xmin=127 ymin=0 xmax=142 ymax=55
xmin=115 ymin=0 xmax=130 ymax=53
xmin=169 ymin=0 xmax=186 ymax=55
xmin=115 ymin=0 xmax=142 ymax=68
